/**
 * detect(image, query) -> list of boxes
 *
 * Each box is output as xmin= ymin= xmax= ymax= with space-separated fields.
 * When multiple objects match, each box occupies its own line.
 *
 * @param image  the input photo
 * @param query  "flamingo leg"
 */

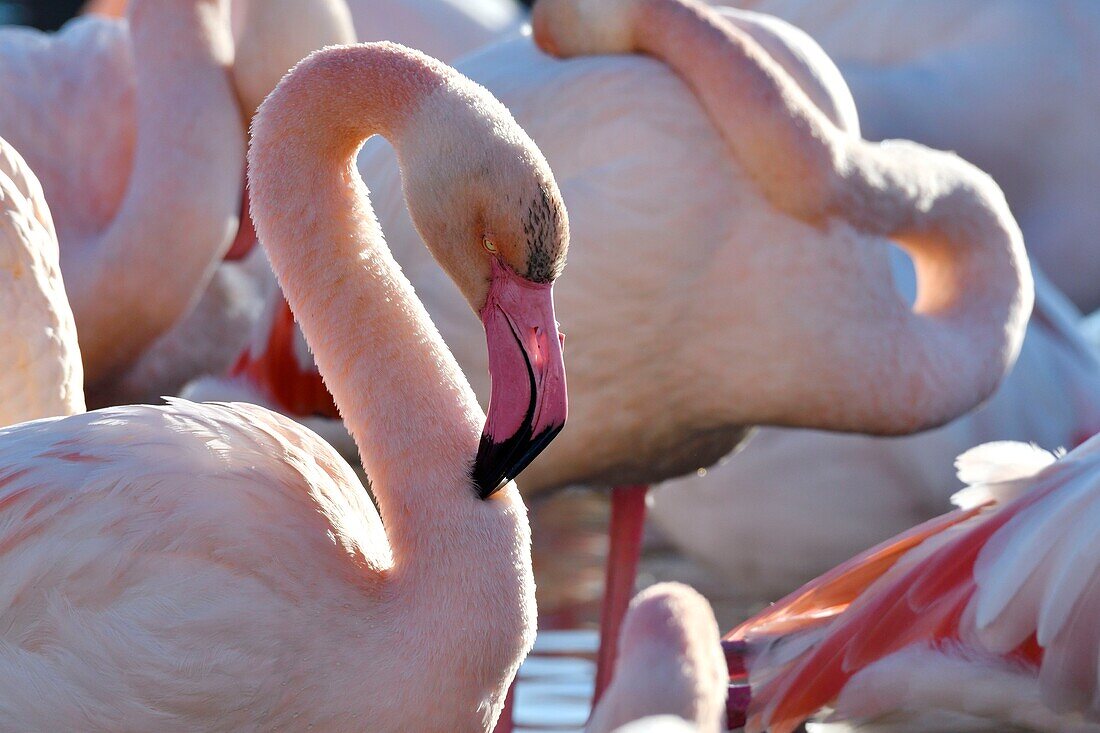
xmin=592 ymin=484 xmax=649 ymax=703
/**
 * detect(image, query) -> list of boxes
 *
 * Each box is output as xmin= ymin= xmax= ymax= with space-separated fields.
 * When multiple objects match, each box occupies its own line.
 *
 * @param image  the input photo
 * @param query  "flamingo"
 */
xmin=587 ymin=583 xmax=726 ymax=733
xmin=0 ymin=135 xmax=83 ymax=426
xmin=726 ymin=437 xmax=1100 ymax=732
xmin=649 ymin=0 xmax=1100 ymax=607
xmin=71 ymin=0 xmax=356 ymax=407
xmin=0 ymin=0 xmax=245 ymax=400
xmin=726 ymin=0 xmax=1100 ymax=314
xmin=0 ymin=41 xmax=568 ymax=730
xmin=219 ymin=0 xmax=1031 ymax=714
xmin=87 ymin=0 xmax=521 ymax=64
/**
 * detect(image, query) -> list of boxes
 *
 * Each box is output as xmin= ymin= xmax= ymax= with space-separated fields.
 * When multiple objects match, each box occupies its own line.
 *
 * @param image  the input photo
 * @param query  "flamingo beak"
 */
xmin=473 ymin=257 xmax=567 ymax=498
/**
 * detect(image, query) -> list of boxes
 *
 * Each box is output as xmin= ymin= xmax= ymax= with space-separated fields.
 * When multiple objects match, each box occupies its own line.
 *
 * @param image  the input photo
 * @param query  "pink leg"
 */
xmin=492 ymin=679 xmax=516 ymax=733
xmin=593 ymin=484 xmax=649 ymax=703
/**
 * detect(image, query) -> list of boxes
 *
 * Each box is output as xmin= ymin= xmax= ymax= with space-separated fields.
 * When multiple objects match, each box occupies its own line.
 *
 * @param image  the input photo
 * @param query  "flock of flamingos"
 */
xmin=1 ymin=0 xmax=1099 ymax=731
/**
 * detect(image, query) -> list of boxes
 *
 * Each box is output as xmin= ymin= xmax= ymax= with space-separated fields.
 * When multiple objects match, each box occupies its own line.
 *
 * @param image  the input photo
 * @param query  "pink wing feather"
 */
xmin=730 ymin=439 xmax=1100 ymax=733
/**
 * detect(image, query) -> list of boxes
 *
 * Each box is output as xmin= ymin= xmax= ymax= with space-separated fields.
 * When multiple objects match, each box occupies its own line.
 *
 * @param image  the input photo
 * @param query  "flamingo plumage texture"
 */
xmin=586 ymin=583 xmax=726 ymax=733
xmin=0 ymin=39 xmax=573 ymax=731
xmin=0 ymin=136 xmax=83 ymax=425
xmin=730 ymin=438 xmax=1100 ymax=733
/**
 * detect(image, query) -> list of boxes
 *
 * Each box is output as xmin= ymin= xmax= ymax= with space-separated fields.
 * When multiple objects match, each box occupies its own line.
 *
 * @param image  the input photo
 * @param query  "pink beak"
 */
xmin=474 ymin=257 xmax=567 ymax=498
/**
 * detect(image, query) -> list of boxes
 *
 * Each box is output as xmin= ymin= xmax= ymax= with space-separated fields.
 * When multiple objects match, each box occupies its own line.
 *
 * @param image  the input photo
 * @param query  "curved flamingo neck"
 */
xmin=75 ymin=0 xmax=244 ymax=386
xmin=540 ymin=0 xmax=1030 ymax=433
xmin=249 ymin=43 xmax=495 ymax=556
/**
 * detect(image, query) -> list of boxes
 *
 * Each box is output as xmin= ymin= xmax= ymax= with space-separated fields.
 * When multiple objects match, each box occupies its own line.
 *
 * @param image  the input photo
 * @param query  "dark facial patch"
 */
xmin=523 ymin=183 xmax=566 ymax=283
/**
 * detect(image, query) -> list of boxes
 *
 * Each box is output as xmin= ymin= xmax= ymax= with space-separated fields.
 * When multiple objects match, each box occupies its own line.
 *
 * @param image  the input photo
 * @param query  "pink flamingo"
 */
xmin=0 ymin=135 xmax=84 ymax=425
xmin=727 ymin=437 xmax=1100 ymax=732
xmin=77 ymin=0 xmax=356 ymax=406
xmin=0 ymin=41 xmax=567 ymax=731
xmin=526 ymin=0 xmax=1030 ymax=706
xmin=0 ymin=0 xmax=245 ymax=398
xmin=647 ymin=3 xmax=1100 ymax=610
xmin=587 ymin=583 xmax=727 ymax=733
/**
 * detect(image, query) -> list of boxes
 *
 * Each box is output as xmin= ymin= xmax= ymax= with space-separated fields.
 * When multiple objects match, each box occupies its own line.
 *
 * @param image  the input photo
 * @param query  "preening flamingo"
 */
xmin=727 ymin=0 xmax=1100 ymax=314
xmin=0 ymin=41 xmax=568 ymax=731
xmin=587 ymin=583 xmax=726 ymax=733
xmin=727 ymin=438 xmax=1100 ymax=733
xmin=0 ymin=136 xmax=83 ymax=426
xmin=358 ymin=0 xmax=1033 ymax=706
xmin=0 ymin=0 xmax=244 ymax=399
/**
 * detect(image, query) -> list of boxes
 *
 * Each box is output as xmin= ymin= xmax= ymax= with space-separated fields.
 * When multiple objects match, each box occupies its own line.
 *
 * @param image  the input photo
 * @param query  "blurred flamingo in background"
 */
xmin=727 ymin=438 xmax=1100 ymax=733
xmin=652 ymin=266 xmax=1100 ymax=608
xmin=587 ymin=583 xmax=726 ymax=733
xmin=727 ymin=0 xmax=1100 ymax=315
xmin=0 ymin=39 xmax=569 ymax=730
xmin=69 ymin=0 xmax=356 ymax=407
xmin=0 ymin=136 xmax=83 ymax=425
xmin=0 ymin=0 xmax=244 ymax=400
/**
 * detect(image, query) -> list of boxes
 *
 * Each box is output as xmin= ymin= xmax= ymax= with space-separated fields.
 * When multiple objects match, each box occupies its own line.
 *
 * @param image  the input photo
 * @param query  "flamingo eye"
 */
xmin=482 ymin=237 xmax=498 ymax=253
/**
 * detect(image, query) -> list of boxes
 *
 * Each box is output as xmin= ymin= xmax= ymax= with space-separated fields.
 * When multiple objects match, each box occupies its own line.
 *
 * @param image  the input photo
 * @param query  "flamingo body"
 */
xmin=346 ymin=0 xmax=523 ymax=61
xmin=587 ymin=583 xmax=726 ymax=733
xmin=0 ymin=401 xmax=387 ymax=731
xmin=651 ymin=265 xmax=1100 ymax=603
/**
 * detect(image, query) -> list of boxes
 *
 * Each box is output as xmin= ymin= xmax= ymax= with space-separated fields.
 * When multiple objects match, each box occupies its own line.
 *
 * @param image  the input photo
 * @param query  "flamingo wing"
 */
xmin=229 ymin=293 xmax=340 ymax=420
xmin=0 ymin=401 xmax=386 ymax=728
xmin=732 ymin=441 xmax=1074 ymax=733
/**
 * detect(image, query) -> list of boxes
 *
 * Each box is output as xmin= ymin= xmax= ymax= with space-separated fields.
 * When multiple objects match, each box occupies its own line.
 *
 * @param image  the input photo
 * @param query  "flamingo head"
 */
xmin=399 ymin=83 xmax=570 ymax=497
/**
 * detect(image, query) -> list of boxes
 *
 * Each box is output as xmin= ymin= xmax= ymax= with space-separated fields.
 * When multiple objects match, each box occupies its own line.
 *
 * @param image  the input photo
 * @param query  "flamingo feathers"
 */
xmin=229 ymin=295 xmax=339 ymax=420
xmin=730 ymin=439 xmax=1100 ymax=732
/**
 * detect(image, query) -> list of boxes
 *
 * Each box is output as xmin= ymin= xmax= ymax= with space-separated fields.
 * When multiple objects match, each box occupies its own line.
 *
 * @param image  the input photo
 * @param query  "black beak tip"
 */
xmin=470 ymin=422 xmax=565 ymax=500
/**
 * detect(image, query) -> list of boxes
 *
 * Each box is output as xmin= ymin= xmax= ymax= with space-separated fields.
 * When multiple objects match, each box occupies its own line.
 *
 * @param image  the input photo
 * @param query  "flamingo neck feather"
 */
xmin=248 ymin=43 xmax=523 ymax=567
